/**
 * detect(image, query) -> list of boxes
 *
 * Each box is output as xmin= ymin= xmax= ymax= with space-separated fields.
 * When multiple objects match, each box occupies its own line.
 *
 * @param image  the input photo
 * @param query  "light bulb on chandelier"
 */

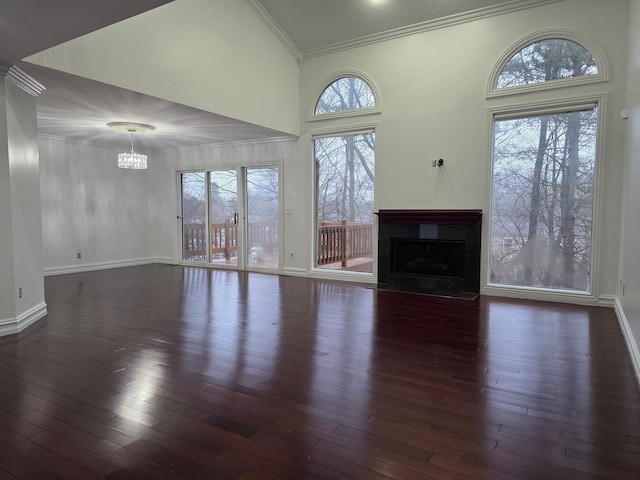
xmin=107 ymin=122 xmax=156 ymax=170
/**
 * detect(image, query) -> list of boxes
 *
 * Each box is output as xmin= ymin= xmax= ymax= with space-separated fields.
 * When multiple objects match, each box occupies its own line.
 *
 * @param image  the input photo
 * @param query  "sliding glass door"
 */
xmin=209 ymin=170 xmax=238 ymax=267
xmin=181 ymin=172 xmax=207 ymax=262
xmin=246 ymin=167 xmax=279 ymax=270
xmin=179 ymin=166 xmax=279 ymax=271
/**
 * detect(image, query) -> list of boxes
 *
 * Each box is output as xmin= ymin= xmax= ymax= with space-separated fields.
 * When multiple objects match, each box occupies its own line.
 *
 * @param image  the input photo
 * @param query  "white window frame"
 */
xmin=487 ymin=29 xmax=609 ymax=99
xmin=175 ymin=161 xmax=284 ymax=273
xmin=308 ymin=122 xmax=380 ymax=283
xmin=307 ymin=70 xmax=382 ymax=123
xmin=483 ymin=30 xmax=609 ymax=304
xmin=482 ymin=94 xmax=607 ymax=303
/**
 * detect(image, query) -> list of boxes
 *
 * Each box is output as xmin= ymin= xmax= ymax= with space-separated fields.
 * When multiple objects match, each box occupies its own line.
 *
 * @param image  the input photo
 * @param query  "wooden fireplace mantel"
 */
xmin=375 ymin=209 xmax=482 ymax=225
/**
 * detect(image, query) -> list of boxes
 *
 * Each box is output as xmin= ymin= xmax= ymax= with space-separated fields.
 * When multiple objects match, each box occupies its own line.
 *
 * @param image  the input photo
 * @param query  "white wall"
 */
xmin=8 ymin=83 xmax=45 ymax=316
xmin=39 ymin=136 xmax=157 ymax=273
xmin=291 ymin=0 xmax=629 ymax=299
xmin=0 ymin=77 xmax=46 ymax=335
xmin=619 ymin=0 xmax=640 ymax=377
xmin=25 ymin=0 xmax=300 ymax=136
xmin=0 ymin=80 xmax=15 ymax=323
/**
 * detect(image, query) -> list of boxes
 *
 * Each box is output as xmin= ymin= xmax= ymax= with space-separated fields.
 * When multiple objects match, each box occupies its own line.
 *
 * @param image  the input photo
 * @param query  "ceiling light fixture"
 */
xmin=107 ymin=121 xmax=156 ymax=170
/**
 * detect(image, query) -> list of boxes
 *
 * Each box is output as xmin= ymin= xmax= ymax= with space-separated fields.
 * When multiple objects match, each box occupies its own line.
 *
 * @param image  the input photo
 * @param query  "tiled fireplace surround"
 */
xmin=377 ymin=210 xmax=482 ymax=298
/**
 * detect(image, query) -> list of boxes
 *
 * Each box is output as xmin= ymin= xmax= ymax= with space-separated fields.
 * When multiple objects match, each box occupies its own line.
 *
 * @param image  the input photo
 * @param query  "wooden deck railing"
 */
xmin=183 ymin=223 xmax=208 ymax=259
xmin=183 ymin=220 xmax=277 ymax=261
xmin=183 ymin=219 xmax=373 ymax=266
xmin=317 ymin=220 xmax=373 ymax=267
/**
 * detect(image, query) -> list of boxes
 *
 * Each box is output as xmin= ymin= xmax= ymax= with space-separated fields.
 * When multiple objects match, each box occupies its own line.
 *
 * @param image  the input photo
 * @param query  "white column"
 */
xmin=0 ymin=61 xmax=47 ymax=336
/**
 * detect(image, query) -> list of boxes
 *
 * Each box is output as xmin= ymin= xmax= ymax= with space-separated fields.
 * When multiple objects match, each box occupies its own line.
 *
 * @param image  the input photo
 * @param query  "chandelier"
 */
xmin=107 ymin=122 xmax=156 ymax=169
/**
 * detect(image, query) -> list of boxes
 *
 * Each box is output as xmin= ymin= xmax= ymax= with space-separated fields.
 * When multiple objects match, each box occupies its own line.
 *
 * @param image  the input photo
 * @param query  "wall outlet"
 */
xmin=77 ymin=252 xmax=82 ymax=259
xmin=18 ymin=287 xmax=22 ymax=298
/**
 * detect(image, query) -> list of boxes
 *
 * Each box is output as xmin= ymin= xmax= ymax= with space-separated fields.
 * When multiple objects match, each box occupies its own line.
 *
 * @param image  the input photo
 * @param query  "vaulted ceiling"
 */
xmin=0 ymin=0 xmax=555 ymax=150
xmin=254 ymin=0 xmax=553 ymax=58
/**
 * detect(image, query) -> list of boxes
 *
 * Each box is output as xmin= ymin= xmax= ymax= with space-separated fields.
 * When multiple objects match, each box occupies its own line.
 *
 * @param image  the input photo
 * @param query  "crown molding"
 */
xmin=301 ymin=0 xmax=565 ymax=60
xmin=246 ymin=0 xmax=303 ymax=63
xmin=1 ymin=63 xmax=46 ymax=97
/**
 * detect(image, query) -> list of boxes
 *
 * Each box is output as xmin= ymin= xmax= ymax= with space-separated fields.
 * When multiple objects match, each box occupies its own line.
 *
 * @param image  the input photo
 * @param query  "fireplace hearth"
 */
xmin=377 ymin=209 xmax=482 ymax=299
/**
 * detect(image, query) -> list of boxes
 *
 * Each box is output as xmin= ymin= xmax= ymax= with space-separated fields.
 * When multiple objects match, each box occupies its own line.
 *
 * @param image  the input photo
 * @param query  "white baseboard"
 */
xmin=307 ymin=268 xmax=376 ymax=284
xmin=613 ymin=297 xmax=640 ymax=388
xmin=44 ymin=257 xmax=163 ymax=276
xmin=481 ymin=285 xmax=614 ymax=307
xmin=0 ymin=302 xmax=47 ymax=337
xmin=596 ymin=294 xmax=617 ymax=308
xmin=155 ymin=256 xmax=176 ymax=265
xmin=281 ymin=267 xmax=309 ymax=276
xmin=283 ymin=267 xmax=377 ymax=286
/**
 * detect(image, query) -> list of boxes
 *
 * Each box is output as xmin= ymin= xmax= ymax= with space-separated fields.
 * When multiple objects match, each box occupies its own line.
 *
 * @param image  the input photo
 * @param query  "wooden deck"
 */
xmin=0 ymin=264 xmax=638 ymax=479
xmin=183 ymin=220 xmax=373 ymax=270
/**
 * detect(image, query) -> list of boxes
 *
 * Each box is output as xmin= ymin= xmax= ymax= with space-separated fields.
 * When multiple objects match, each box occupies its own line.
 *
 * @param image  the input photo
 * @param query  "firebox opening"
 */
xmin=391 ymin=238 xmax=465 ymax=279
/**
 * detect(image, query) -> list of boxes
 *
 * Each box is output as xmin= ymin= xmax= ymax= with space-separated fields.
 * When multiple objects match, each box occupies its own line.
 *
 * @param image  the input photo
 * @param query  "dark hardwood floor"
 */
xmin=1 ymin=264 xmax=639 ymax=479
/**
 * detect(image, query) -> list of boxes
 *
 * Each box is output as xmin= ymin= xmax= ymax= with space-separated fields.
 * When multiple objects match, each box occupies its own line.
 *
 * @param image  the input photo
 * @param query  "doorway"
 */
xmin=179 ymin=166 xmax=280 ymax=271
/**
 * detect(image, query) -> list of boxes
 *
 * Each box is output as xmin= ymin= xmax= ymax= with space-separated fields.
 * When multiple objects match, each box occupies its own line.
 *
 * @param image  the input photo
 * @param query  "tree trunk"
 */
xmin=524 ymin=117 xmax=549 ymax=285
xmin=559 ymin=112 xmax=580 ymax=288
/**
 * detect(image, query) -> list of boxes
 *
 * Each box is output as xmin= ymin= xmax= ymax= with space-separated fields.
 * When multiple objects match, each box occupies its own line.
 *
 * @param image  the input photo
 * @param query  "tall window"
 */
xmin=315 ymin=132 xmax=375 ymax=272
xmin=488 ymin=36 xmax=602 ymax=293
xmin=490 ymin=107 xmax=597 ymax=291
xmin=313 ymin=74 xmax=377 ymax=274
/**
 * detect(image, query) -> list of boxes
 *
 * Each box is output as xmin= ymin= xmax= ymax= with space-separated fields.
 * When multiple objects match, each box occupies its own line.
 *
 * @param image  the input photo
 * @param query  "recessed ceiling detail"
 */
xmin=107 ymin=122 xmax=156 ymax=134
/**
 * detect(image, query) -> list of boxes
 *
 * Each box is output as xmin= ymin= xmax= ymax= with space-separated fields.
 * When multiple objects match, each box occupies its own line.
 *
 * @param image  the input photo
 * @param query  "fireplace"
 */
xmin=377 ymin=210 xmax=482 ymax=299
xmin=392 ymin=239 xmax=465 ymax=278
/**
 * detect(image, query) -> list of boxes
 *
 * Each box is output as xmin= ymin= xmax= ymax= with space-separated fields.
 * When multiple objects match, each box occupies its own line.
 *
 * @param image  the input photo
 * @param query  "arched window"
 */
xmin=310 ymin=73 xmax=379 ymax=276
xmin=497 ymin=38 xmax=597 ymax=88
xmin=486 ymin=32 xmax=607 ymax=297
xmin=314 ymin=76 xmax=376 ymax=115
xmin=488 ymin=31 xmax=607 ymax=97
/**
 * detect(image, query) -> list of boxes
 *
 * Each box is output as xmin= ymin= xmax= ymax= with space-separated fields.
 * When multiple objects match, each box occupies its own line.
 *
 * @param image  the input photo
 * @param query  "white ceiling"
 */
xmin=20 ymin=63 xmax=289 ymax=152
xmin=1 ymin=0 xmax=549 ymax=150
xmin=255 ymin=0 xmax=544 ymax=57
xmin=0 ymin=0 xmax=173 ymax=63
